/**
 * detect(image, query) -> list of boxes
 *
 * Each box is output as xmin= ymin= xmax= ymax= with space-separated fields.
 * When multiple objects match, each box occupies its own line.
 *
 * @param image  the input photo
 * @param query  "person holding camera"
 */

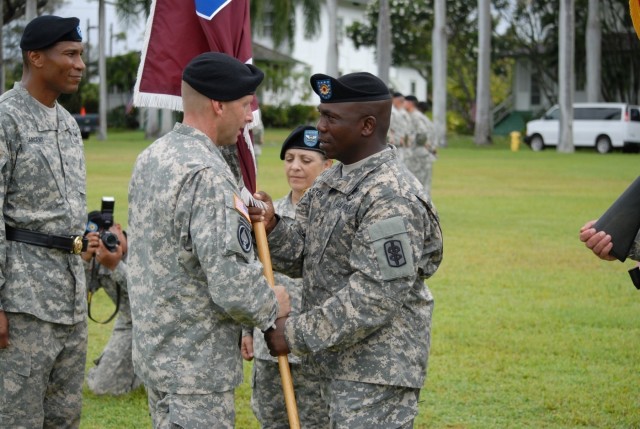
xmin=81 ymin=211 xmax=141 ymax=395
xmin=0 ymin=16 xmax=88 ymax=428
xmin=127 ymin=52 xmax=290 ymax=428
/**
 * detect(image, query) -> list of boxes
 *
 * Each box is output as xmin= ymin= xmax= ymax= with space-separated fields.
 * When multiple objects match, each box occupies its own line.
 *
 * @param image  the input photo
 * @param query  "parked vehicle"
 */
xmin=72 ymin=113 xmax=99 ymax=139
xmin=524 ymin=103 xmax=640 ymax=153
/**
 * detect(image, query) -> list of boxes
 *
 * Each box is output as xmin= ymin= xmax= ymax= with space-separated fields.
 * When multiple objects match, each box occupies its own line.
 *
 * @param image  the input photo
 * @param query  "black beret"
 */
xmin=404 ymin=95 xmax=418 ymax=103
xmin=21 ymin=15 xmax=82 ymax=51
xmin=279 ymin=125 xmax=324 ymax=160
xmin=310 ymin=72 xmax=392 ymax=104
xmin=182 ymin=52 xmax=264 ymax=101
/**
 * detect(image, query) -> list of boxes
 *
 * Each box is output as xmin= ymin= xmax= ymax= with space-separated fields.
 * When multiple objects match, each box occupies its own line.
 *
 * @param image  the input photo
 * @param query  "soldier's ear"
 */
xmin=26 ymin=50 xmax=45 ymax=69
xmin=361 ymin=115 xmax=376 ymax=137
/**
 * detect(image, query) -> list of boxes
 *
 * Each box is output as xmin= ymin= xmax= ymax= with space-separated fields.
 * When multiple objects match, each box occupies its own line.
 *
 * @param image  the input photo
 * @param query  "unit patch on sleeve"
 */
xmin=237 ymin=221 xmax=253 ymax=253
xmin=384 ymin=240 xmax=407 ymax=267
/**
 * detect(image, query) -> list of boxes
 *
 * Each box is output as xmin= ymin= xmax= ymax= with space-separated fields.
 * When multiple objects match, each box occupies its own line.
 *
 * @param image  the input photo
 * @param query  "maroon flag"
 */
xmin=133 ymin=0 xmax=258 ymax=192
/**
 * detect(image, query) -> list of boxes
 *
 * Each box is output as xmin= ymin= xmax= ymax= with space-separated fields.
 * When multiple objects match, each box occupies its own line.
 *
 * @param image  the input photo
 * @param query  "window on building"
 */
xmin=530 ymin=76 xmax=541 ymax=106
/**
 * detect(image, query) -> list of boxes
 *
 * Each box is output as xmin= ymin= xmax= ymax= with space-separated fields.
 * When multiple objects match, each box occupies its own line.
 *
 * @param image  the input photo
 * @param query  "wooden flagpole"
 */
xmin=253 ymin=220 xmax=301 ymax=429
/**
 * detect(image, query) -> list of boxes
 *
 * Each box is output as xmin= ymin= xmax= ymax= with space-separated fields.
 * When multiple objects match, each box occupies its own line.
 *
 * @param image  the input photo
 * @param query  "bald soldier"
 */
xmin=251 ymin=72 xmax=443 ymax=428
xmin=0 ymin=15 xmax=88 ymax=428
xmin=127 ymin=52 xmax=290 ymax=428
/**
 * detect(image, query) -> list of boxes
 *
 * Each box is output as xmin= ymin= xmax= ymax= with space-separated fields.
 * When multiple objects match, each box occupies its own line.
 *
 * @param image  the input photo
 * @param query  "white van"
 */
xmin=524 ymin=103 xmax=640 ymax=153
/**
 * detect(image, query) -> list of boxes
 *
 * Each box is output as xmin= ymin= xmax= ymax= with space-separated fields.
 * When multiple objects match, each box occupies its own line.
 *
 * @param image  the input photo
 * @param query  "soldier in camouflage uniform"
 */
xmin=82 ymin=219 xmax=141 ymax=395
xmin=389 ymin=92 xmax=411 ymax=164
xmin=404 ymin=95 xmax=437 ymax=196
xmin=0 ymin=16 xmax=88 ymax=428
xmin=127 ymin=52 xmax=290 ymax=429
xmin=251 ymin=72 xmax=444 ymax=428
xmin=242 ymin=125 xmax=331 ymax=428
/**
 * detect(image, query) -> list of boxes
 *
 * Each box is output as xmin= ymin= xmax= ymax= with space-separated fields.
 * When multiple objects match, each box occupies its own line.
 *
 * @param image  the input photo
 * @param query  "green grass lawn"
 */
xmin=80 ymin=130 xmax=640 ymax=428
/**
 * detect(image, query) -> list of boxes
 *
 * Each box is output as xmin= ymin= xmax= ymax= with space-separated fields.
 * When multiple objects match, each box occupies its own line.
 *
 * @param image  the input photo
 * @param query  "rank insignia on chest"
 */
xmin=384 ymin=240 xmax=407 ymax=267
xmin=233 ymin=194 xmax=251 ymax=223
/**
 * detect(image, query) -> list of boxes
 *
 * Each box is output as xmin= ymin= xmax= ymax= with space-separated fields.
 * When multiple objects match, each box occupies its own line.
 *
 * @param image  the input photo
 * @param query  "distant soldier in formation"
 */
xmin=389 ymin=92 xmax=411 ymax=163
xmin=404 ymin=95 xmax=437 ymax=196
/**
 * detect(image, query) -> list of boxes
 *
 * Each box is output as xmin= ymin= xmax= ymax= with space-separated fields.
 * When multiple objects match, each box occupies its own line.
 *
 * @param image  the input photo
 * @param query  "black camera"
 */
xmin=86 ymin=197 xmax=119 ymax=253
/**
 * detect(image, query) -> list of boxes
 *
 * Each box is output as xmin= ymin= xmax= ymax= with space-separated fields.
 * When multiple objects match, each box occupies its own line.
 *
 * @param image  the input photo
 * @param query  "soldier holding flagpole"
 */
xmin=127 ymin=52 xmax=291 ymax=428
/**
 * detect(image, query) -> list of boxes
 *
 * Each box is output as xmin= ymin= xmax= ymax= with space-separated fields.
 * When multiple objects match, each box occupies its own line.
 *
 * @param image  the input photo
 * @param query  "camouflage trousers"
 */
xmin=250 ymin=358 xmax=328 ymax=428
xmin=0 ymin=311 xmax=87 ymax=429
xmin=405 ymin=147 xmax=434 ymax=196
xmin=86 ymin=318 xmax=142 ymax=395
xmin=323 ymin=379 xmax=420 ymax=429
xmin=146 ymin=387 xmax=235 ymax=429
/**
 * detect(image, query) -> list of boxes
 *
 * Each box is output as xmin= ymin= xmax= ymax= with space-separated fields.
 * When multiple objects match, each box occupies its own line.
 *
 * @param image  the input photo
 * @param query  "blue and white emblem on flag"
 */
xmin=196 ymin=0 xmax=233 ymax=20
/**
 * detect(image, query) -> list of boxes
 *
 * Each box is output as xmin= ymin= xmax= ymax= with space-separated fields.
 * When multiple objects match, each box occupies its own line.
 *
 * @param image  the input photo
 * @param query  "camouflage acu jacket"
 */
xmin=268 ymin=146 xmax=443 ymax=388
xmin=0 ymin=83 xmax=87 ymax=324
xmin=127 ymin=123 xmax=279 ymax=394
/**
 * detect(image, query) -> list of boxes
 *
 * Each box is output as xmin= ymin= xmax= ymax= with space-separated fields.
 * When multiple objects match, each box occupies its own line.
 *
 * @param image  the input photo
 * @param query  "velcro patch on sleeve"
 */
xmin=367 ymin=216 xmax=415 ymax=281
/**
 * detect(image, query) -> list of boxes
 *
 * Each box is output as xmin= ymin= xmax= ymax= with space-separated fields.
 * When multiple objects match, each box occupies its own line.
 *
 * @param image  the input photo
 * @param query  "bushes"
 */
xmin=260 ymin=104 xmax=319 ymax=128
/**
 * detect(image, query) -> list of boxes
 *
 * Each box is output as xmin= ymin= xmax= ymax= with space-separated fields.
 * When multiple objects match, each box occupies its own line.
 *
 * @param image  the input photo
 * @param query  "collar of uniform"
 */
xmin=173 ymin=122 xmax=219 ymax=154
xmin=14 ymin=83 xmax=71 ymax=133
xmin=319 ymin=145 xmax=397 ymax=195
xmin=171 ymin=122 xmax=238 ymax=187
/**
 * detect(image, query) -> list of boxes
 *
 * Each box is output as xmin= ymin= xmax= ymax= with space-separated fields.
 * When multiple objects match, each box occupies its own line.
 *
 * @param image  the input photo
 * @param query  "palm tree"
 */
xmin=558 ymin=0 xmax=575 ymax=153
xmin=376 ymin=0 xmax=391 ymax=84
xmin=474 ymin=0 xmax=491 ymax=146
xmin=586 ymin=0 xmax=601 ymax=102
xmin=326 ymin=0 xmax=338 ymax=76
xmin=432 ymin=0 xmax=447 ymax=147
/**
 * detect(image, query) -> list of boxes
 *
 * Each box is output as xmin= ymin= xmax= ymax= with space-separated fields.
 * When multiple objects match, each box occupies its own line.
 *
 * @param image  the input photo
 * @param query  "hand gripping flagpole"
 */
xmin=252 ymin=218 xmax=301 ymax=429
xmin=240 ymin=129 xmax=301 ymax=428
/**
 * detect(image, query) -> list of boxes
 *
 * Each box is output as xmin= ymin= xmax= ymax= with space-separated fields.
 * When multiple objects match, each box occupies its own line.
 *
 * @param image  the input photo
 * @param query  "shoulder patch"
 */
xmin=237 ymin=221 xmax=252 ymax=253
xmin=384 ymin=240 xmax=407 ymax=267
xmin=368 ymin=216 xmax=415 ymax=281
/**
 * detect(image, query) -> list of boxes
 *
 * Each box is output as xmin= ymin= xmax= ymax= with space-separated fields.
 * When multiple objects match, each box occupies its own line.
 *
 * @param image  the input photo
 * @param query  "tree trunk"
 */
xmin=145 ymin=108 xmax=160 ymax=139
xmin=376 ymin=0 xmax=391 ymax=85
xmin=325 ymin=0 xmax=339 ymax=76
xmin=586 ymin=0 xmax=601 ymax=102
xmin=558 ymin=0 xmax=575 ymax=153
xmin=98 ymin=0 xmax=108 ymax=140
xmin=25 ymin=0 xmax=36 ymax=21
xmin=160 ymin=109 xmax=173 ymax=136
xmin=474 ymin=0 xmax=492 ymax=146
xmin=432 ymin=0 xmax=447 ymax=147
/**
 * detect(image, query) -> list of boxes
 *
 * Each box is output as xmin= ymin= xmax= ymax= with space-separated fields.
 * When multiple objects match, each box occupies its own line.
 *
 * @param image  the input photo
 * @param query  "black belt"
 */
xmin=5 ymin=225 xmax=87 ymax=254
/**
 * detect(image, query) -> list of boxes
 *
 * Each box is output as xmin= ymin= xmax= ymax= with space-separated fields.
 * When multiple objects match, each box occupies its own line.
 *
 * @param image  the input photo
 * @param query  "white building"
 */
xmin=253 ymin=0 xmax=427 ymax=105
